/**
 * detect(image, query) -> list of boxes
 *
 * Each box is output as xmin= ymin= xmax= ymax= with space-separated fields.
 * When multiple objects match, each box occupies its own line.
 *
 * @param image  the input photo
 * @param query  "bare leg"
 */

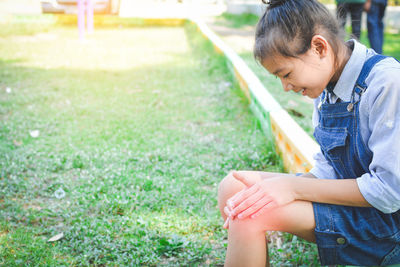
xmin=217 ymin=171 xmax=287 ymax=218
xmin=218 ymin=171 xmax=316 ymax=267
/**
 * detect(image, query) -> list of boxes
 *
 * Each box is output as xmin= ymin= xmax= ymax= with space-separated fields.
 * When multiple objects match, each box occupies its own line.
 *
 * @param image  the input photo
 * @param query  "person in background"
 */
xmin=336 ymin=0 xmax=366 ymax=39
xmin=364 ymin=0 xmax=387 ymax=54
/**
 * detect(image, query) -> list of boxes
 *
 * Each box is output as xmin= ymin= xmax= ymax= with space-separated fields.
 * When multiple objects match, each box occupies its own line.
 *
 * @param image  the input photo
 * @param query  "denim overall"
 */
xmin=313 ymin=55 xmax=400 ymax=265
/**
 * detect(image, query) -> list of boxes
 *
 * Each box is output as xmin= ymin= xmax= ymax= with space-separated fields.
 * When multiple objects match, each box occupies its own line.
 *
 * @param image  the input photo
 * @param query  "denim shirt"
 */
xmin=310 ymin=40 xmax=400 ymax=213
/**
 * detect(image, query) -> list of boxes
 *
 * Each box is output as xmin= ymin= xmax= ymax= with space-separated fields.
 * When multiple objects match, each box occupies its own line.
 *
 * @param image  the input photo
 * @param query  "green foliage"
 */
xmin=215 ymin=12 xmax=260 ymax=28
xmin=0 ymin=15 xmax=57 ymax=37
xmin=0 ymin=19 xmax=291 ymax=265
xmin=0 ymin=224 xmax=72 ymax=266
xmin=383 ymin=31 xmax=400 ymax=60
xmin=359 ymin=29 xmax=400 ymax=60
xmin=269 ymin=233 xmax=319 ymax=266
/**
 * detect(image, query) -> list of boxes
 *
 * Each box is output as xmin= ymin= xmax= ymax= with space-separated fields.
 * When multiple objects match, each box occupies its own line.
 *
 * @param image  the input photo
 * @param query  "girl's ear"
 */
xmin=311 ymin=35 xmax=329 ymax=58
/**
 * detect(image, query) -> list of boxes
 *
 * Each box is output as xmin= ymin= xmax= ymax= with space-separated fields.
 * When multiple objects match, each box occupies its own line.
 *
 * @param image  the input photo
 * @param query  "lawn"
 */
xmin=0 ymin=17 xmax=320 ymax=266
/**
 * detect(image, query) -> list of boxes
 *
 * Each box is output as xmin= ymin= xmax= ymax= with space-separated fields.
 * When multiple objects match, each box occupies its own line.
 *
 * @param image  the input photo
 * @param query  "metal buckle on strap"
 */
xmin=355 ymin=84 xmax=366 ymax=96
xmin=347 ymin=85 xmax=366 ymax=112
xmin=318 ymin=90 xmax=328 ymax=110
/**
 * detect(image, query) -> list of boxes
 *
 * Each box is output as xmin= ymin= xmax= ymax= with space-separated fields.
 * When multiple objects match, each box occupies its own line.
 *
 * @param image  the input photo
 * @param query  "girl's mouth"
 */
xmin=301 ymin=89 xmax=306 ymax=96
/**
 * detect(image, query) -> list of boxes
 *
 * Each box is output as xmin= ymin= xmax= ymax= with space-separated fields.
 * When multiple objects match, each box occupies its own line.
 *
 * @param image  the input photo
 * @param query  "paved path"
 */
xmin=204 ymin=17 xmax=256 ymax=54
xmin=118 ymin=0 xmax=257 ymax=54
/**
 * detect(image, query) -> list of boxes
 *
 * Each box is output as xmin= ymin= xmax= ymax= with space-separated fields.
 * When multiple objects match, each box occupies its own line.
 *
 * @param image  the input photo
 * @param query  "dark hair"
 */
xmin=254 ymin=0 xmax=343 ymax=63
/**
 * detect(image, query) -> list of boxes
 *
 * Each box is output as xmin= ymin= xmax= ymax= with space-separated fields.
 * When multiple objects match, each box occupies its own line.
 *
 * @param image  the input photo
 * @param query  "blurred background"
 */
xmin=0 ymin=0 xmax=398 ymax=31
xmin=0 ymin=0 xmax=226 ymax=17
xmin=0 ymin=0 xmax=399 ymax=266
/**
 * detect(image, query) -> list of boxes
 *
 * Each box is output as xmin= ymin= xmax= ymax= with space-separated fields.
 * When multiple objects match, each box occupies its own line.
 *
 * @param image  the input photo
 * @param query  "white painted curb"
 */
xmin=192 ymin=18 xmax=319 ymax=173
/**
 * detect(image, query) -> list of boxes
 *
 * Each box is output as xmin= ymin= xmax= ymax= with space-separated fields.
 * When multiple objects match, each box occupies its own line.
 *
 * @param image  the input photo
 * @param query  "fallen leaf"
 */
xmin=48 ymin=232 xmax=64 ymax=242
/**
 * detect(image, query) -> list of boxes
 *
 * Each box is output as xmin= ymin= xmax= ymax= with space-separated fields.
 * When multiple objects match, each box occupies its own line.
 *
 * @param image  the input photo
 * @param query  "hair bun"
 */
xmin=262 ymin=0 xmax=290 ymax=8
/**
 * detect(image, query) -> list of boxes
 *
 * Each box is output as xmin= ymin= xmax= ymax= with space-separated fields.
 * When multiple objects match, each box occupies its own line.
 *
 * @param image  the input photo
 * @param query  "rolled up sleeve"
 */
xmin=356 ymin=64 xmax=400 ymax=213
xmin=310 ymin=149 xmax=338 ymax=179
xmin=311 ymin=97 xmax=339 ymax=180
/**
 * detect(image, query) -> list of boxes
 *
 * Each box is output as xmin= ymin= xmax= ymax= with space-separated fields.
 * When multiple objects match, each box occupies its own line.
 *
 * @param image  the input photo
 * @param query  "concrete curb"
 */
xmin=51 ymin=14 xmax=319 ymax=173
xmin=192 ymin=18 xmax=319 ymax=173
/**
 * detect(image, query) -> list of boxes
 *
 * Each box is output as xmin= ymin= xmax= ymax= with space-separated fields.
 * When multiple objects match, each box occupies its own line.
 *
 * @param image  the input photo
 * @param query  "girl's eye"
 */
xmin=283 ymin=73 xmax=290 ymax=78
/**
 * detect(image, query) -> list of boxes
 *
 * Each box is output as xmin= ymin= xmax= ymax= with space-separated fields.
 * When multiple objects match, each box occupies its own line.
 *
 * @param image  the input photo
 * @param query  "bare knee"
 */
xmin=218 ymin=172 xmax=242 ymax=197
xmin=217 ymin=172 xmax=246 ymax=218
xmin=227 ymin=201 xmax=316 ymax=242
xmin=218 ymin=171 xmax=263 ymax=199
xmin=217 ymin=171 xmax=265 ymax=219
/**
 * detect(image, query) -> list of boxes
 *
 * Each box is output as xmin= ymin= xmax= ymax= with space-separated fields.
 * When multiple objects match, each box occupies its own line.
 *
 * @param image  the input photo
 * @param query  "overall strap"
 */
xmin=355 ymin=54 xmax=387 ymax=91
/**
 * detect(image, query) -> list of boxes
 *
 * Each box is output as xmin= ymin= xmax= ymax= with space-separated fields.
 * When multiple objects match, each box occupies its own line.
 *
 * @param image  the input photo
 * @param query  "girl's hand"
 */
xmin=223 ymin=202 xmax=232 ymax=229
xmin=223 ymin=176 xmax=253 ymax=229
xmin=227 ymin=172 xmax=296 ymax=220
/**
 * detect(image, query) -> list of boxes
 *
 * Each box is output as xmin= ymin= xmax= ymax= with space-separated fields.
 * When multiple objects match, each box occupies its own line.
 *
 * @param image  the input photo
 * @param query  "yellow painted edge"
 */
xmin=213 ymin=44 xmax=223 ymax=55
xmin=270 ymin=115 xmax=314 ymax=173
xmin=142 ymin=18 xmax=186 ymax=26
xmin=53 ymin=14 xmax=186 ymax=27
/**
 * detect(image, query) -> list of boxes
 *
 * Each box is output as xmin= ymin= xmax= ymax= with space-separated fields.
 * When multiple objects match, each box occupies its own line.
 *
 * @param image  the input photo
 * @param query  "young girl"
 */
xmin=217 ymin=0 xmax=400 ymax=265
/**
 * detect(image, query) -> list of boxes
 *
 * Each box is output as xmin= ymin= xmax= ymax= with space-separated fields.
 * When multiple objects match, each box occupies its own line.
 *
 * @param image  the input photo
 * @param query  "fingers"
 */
xmin=226 ymin=188 xmax=245 ymax=210
xmin=224 ymin=206 xmax=230 ymax=217
xmin=250 ymin=201 xmax=278 ymax=219
xmin=231 ymin=191 xmax=264 ymax=219
xmin=227 ymin=183 xmax=259 ymax=212
xmin=226 ymin=171 xmax=259 ymax=211
xmin=224 ymin=205 xmax=235 ymax=220
xmin=237 ymin=196 xmax=272 ymax=219
xmin=223 ymin=172 xmax=279 ymax=225
xmin=223 ymin=197 xmax=276 ymax=225
xmin=223 ymin=218 xmax=229 ymax=229
xmin=232 ymin=171 xmax=255 ymax=187
xmin=225 ymin=183 xmax=266 ymax=220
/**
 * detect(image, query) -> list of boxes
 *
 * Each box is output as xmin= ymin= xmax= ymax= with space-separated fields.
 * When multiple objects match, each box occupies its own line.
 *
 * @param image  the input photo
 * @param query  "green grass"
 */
xmin=0 ymin=15 xmax=57 ymax=37
xmin=359 ymin=30 xmax=400 ymax=60
xmin=0 ymin=17 xmax=321 ymax=266
xmin=215 ymin=12 xmax=260 ymax=29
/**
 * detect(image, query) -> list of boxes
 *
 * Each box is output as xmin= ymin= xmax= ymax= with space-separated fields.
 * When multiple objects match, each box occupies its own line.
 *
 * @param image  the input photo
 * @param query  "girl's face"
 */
xmin=261 ymin=37 xmax=335 ymax=99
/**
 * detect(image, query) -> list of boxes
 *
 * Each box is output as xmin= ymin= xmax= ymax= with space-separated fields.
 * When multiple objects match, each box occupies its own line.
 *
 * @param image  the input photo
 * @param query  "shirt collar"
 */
xmin=331 ymin=39 xmax=367 ymax=102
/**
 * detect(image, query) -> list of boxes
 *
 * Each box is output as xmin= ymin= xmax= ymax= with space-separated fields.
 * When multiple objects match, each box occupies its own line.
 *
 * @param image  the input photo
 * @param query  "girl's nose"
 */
xmin=281 ymin=80 xmax=294 ymax=92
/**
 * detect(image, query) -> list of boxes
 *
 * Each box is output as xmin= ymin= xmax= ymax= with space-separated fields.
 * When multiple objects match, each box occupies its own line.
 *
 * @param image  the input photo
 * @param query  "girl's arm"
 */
xmin=292 ymin=176 xmax=371 ymax=207
xmin=228 ymin=172 xmax=371 ymax=220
